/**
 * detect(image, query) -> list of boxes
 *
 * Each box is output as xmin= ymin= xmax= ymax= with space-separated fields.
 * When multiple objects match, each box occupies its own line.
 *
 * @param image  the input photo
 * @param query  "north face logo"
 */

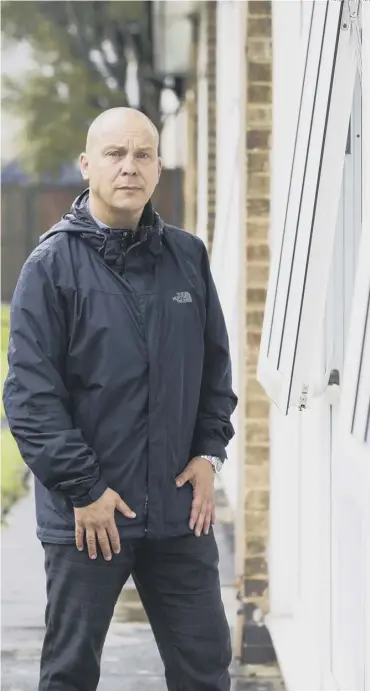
xmin=172 ymin=291 xmax=192 ymax=304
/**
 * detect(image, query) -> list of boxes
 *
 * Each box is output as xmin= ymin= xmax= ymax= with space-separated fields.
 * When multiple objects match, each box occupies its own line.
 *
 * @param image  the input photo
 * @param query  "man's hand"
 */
xmin=175 ymin=457 xmax=215 ymax=537
xmin=74 ymin=488 xmax=136 ymax=561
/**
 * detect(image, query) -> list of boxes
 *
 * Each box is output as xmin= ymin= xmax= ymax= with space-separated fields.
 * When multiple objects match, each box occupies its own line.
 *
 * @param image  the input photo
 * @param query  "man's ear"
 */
xmin=157 ymin=157 xmax=163 ymax=182
xmin=79 ymin=153 xmax=89 ymax=181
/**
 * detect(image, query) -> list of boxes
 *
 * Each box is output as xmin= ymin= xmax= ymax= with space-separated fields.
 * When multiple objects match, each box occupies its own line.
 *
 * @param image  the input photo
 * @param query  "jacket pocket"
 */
xmin=165 ymin=481 xmax=193 ymax=526
xmin=43 ymin=490 xmax=75 ymax=525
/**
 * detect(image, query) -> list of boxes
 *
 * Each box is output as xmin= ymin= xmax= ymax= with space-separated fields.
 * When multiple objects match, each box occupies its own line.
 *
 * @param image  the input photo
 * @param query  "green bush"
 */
xmin=1 ymin=304 xmax=10 ymax=419
xmin=1 ymin=304 xmax=26 ymax=515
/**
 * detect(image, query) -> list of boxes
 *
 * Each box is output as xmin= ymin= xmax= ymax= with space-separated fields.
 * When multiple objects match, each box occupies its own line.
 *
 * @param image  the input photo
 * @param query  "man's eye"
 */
xmin=108 ymin=151 xmax=120 ymax=158
xmin=137 ymin=152 xmax=150 ymax=159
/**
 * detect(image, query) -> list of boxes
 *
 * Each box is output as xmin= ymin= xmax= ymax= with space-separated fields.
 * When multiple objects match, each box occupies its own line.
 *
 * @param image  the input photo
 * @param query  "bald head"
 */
xmin=86 ymin=107 xmax=159 ymax=155
xmin=79 ymin=106 xmax=162 ymax=229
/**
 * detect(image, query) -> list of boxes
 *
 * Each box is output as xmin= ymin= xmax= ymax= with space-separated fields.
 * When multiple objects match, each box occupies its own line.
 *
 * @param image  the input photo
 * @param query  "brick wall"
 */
xmin=206 ymin=1 xmax=217 ymax=255
xmin=242 ymin=0 xmax=274 ymax=664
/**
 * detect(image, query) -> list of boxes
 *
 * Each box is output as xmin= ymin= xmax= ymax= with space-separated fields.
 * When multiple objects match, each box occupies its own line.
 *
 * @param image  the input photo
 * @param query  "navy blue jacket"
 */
xmin=3 ymin=190 xmax=237 ymax=543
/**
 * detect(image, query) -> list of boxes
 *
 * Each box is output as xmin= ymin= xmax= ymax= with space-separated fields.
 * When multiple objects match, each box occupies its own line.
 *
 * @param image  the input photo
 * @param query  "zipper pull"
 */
xmin=96 ymin=230 xmax=107 ymax=254
xmin=144 ymin=495 xmax=148 ymax=534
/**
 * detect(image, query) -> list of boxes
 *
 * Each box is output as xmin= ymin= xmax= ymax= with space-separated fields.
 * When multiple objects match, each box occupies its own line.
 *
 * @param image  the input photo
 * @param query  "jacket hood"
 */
xmin=39 ymin=188 xmax=163 ymax=244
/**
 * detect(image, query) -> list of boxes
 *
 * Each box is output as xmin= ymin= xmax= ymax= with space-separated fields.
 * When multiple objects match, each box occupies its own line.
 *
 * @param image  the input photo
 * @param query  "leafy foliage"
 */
xmin=1 ymin=1 xmax=162 ymax=175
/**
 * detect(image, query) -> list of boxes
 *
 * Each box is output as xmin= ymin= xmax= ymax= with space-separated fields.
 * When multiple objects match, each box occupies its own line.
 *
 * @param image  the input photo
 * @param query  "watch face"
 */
xmin=214 ymin=458 xmax=223 ymax=473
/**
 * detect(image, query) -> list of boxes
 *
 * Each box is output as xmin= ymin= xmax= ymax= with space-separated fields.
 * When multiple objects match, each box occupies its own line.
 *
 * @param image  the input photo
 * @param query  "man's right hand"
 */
xmin=74 ymin=488 xmax=136 ymax=561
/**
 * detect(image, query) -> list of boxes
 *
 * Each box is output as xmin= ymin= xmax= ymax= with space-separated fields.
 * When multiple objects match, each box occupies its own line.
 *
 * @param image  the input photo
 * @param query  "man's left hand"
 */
xmin=175 ymin=457 xmax=215 ymax=537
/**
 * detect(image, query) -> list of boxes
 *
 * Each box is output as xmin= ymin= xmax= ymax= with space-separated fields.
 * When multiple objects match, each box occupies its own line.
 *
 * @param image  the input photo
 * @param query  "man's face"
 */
xmin=80 ymin=117 xmax=162 ymax=217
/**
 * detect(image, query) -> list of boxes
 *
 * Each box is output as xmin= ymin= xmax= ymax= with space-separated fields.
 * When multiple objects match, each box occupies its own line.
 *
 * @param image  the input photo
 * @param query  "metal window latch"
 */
xmin=310 ymin=364 xmax=342 ymax=407
xmin=326 ymin=368 xmax=341 ymax=407
xmin=328 ymin=369 xmax=340 ymax=387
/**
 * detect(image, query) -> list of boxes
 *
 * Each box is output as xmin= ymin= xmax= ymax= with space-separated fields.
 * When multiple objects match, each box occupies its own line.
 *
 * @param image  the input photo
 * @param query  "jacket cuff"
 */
xmin=191 ymin=441 xmax=227 ymax=461
xmin=70 ymin=477 xmax=108 ymax=508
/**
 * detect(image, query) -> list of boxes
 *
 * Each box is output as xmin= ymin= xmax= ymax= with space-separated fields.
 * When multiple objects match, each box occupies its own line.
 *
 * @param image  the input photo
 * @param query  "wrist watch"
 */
xmin=200 ymin=455 xmax=224 ymax=473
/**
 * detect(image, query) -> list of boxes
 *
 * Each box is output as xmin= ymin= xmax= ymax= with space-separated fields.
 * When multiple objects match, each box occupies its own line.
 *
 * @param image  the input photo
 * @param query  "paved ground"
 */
xmin=1 ymin=478 xmax=283 ymax=690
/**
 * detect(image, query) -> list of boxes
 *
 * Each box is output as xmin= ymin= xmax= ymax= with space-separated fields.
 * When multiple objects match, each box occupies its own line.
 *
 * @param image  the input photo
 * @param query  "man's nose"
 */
xmin=120 ymin=154 xmax=137 ymax=175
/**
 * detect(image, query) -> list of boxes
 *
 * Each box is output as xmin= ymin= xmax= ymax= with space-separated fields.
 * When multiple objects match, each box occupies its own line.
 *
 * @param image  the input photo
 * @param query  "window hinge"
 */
xmin=349 ymin=0 xmax=360 ymax=20
xmin=342 ymin=0 xmax=360 ymax=30
xmin=342 ymin=0 xmax=362 ymax=82
xmin=298 ymin=383 xmax=309 ymax=411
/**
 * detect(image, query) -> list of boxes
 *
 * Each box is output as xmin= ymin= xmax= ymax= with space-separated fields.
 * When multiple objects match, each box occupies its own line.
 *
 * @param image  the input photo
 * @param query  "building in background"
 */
xmin=0 ymin=1 xmax=186 ymax=300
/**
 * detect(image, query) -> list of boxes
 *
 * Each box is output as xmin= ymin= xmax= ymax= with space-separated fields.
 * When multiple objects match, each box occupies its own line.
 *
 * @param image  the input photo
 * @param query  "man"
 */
xmin=3 ymin=107 xmax=237 ymax=691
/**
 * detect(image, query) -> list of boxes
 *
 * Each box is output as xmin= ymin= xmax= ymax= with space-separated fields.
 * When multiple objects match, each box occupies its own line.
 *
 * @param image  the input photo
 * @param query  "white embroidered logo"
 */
xmin=172 ymin=291 xmax=192 ymax=304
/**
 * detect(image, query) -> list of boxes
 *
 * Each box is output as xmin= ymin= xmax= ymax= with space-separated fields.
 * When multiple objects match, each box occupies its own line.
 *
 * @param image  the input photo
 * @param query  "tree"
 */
xmin=1 ymin=1 xmax=163 ymax=176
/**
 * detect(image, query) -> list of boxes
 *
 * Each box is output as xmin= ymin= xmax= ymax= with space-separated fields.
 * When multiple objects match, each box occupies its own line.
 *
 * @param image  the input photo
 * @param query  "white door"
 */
xmin=326 ymin=61 xmax=370 ymax=691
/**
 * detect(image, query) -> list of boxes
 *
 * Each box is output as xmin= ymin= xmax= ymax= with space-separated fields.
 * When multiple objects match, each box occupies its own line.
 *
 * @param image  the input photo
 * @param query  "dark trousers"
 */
xmin=39 ymin=531 xmax=232 ymax=691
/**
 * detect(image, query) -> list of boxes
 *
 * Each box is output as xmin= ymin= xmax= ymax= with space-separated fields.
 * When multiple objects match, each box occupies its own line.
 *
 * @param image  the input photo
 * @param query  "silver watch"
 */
xmin=200 ymin=455 xmax=223 ymax=473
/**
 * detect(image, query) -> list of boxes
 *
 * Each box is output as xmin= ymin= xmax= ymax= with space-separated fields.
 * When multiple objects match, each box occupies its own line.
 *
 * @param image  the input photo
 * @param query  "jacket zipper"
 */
xmin=144 ymin=494 xmax=148 ymax=534
xmin=121 ymin=237 xmax=144 ymax=275
xmin=122 ymin=234 xmax=150 ymax=533
xmin=96 ymin=229 xmax=150 ymax=534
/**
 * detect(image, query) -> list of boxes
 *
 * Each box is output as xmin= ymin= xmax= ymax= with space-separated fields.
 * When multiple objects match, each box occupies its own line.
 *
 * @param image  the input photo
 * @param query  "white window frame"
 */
xmin=334 ymin=11 xmax=370 ymax=685
xmin=258 ymin=0 xmax=360 ymax=414
xmin=338 ymin=185 xmax=369 ymax=460
xmin=324 ymin=71 xmax=362 ymax=406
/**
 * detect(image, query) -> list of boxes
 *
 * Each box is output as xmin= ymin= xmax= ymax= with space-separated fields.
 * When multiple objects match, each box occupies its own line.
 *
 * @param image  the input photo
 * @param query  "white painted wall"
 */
xmin=209 ymin=0 xmax=246 ymax=513
xmin=195 ymin=5 xmax=209 ymax=245
xmin=266 ymin=3 xmax=369 ymax=690
xmin=160 ymin=107 xmax=187 ymax=170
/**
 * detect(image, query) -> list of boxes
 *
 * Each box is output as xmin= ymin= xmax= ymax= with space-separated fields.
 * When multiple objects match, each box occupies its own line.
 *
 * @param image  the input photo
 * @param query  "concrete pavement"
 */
xmin=1 ymin=478 xmax=283 ymax=691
